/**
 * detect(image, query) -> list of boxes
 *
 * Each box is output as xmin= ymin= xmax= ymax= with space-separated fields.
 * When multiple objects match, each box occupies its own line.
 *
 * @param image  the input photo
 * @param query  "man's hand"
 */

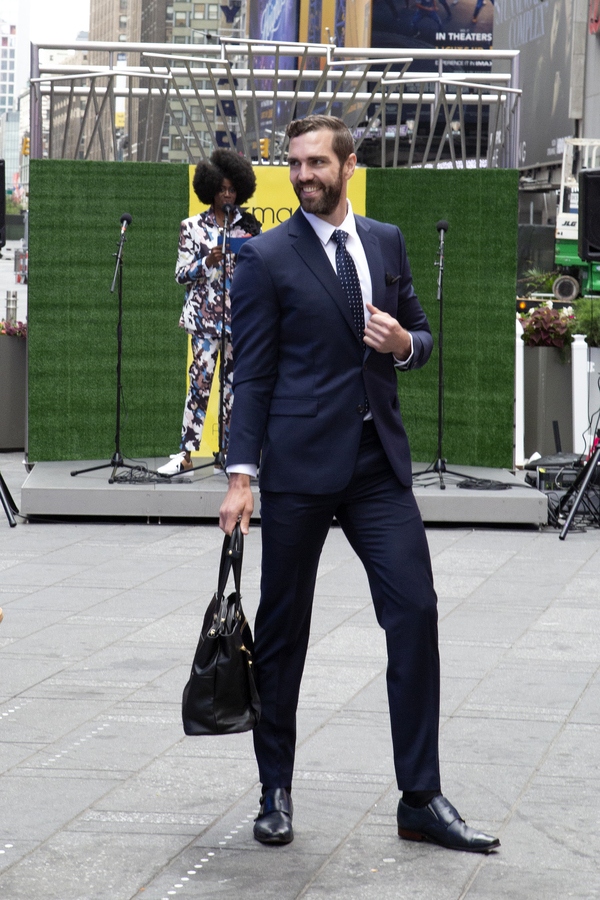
xmin=363 ymin=303 xmax=412 ymax=360
xmin=219 ymin=473 xmax=254 ymax=535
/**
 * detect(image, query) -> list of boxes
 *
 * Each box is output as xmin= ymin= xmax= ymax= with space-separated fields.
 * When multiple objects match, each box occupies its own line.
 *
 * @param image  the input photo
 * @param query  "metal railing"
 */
xmin=30 ymin=40 xmax=520 ymax=169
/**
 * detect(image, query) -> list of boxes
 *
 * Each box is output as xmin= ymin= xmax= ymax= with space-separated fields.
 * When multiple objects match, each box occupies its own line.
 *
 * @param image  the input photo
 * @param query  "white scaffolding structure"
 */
xmin=30 ymin=40 xmax=520 ymax=169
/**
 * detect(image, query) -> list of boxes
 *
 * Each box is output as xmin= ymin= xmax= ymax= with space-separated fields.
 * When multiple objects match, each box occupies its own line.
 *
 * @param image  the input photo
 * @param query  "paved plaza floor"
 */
xmin=1 ymin=450 xmax=600 ymax=900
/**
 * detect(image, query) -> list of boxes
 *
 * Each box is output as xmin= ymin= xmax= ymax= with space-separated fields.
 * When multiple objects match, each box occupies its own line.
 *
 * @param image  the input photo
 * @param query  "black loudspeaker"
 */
xmin=0 ymin=159 xmax=5 ymax=249
xmin=579 ymin=168 xmax=600 ymax=261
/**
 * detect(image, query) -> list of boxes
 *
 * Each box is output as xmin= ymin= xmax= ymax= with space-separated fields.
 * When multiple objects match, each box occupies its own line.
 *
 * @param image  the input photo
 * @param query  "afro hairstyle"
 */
xmin=192 ymin=149 xmax=257 ymax=206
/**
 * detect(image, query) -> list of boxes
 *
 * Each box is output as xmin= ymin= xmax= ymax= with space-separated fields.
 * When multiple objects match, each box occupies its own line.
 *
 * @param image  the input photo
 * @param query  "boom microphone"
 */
xmin=436 ymin=219 xmax=449 ymax=233
xmin=120 ymin=212 xmax=133 ymax=234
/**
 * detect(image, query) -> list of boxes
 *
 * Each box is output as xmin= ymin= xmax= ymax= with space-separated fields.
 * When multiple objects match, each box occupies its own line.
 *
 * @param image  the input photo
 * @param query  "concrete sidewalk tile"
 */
xmin=0 ymin=741 xmax=42 ymax=774
xmin=1 ymin=584 xmax=121 ymax=612
xmin=0 ymin=696 xmax=113 ymax=745
xmin=439 ymin=605 xmax=535 ymax=645
xmin=510 ymin=629 xmax=600 ymax=663
xmin=439 ymin=715 xmax=561 ymax=769
xmin=298 ymin=661 xmax=385 ymax=709
xmin=93 ymin=754 xmax=258 ymax=819
xmin=0 ymin=562 xmax=90 ymax=586
xmin=0 ymin=831 xmax=187 ymax=900
xmin=465 ymin=860 xmax=600 ymax=900
xmin=458 ymin=659 xmax=594 ymax=721
xmin=307 ymin=625 xmax=388 ymax=663
xmin=300 ymin=830 xmax=496 ymax=900
xmin=0 ymin=772 xmax=122 ymax=841
xmin=537 ymin=723 xmax=600 ymax=780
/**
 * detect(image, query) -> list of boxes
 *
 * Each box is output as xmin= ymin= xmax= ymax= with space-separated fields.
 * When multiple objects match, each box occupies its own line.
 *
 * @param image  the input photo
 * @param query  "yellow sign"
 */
xmin=187 ymin=162 xmax=367 ymax=457
xmin=115 ymin=112 xmax=125 ymax=128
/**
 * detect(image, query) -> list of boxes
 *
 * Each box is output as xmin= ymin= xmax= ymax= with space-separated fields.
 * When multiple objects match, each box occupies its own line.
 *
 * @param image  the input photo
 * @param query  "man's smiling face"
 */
xmin=288 ymin=129 xmax=355 ymax=222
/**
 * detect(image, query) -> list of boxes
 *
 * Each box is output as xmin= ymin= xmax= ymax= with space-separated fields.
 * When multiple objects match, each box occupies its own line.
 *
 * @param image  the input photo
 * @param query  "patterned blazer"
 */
xmin=175 ymin=206 xmax=261 ymax=339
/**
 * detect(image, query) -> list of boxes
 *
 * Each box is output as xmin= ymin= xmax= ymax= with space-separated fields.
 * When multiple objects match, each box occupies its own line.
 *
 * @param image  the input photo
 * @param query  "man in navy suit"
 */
xmin=219 ymin=116 xmax=499 ymax=853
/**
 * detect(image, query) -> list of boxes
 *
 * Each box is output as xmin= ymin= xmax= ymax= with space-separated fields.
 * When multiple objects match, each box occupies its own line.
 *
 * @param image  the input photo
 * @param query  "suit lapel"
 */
xmin=356 ymin=217 xmax=389 ymax=314
xmin=289 ymin=209 xmax=359 ymax=340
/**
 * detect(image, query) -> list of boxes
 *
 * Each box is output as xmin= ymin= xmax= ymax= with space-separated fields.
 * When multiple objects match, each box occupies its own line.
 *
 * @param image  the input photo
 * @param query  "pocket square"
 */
xmin=385 ymin=272 xmax=401 ymax=286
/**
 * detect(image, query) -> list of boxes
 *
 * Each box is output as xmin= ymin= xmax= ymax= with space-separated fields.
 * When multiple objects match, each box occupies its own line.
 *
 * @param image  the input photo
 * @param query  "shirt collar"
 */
xmin=301 ymin=199 xmax=357 ymax=247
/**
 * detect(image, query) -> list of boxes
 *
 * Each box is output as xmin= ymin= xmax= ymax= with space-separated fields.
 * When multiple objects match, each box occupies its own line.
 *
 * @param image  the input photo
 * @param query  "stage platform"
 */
xmin=20 ymin=458 xmax=548 ymax=526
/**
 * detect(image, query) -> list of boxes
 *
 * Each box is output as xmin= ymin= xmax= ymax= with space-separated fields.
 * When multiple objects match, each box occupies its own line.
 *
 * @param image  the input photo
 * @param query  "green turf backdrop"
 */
xmin=28 ymin=159 xmax=189 ymax=461
xmin=27 ymin=161 xmax=518 ymax=467
xmin=366 ymin=168 xmax=518 ymax=468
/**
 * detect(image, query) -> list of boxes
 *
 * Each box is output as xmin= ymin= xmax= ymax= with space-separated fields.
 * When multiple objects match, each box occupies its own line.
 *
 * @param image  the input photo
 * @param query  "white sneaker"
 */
xmin=157 ymin=452 xmax=190 ymax=475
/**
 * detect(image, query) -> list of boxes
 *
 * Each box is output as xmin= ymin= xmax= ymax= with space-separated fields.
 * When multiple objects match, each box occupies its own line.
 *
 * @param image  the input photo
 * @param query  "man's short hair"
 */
xmin=286 ymin=115 xmax=355 ymax=167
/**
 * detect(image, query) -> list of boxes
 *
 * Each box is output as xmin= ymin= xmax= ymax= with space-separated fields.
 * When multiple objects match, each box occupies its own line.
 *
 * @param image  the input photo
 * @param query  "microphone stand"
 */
xmin=71 ymin=214 xmax=142 ymax=482
xmin=413 ymin=220 xmax=476 ymax=491
xmin=557 ymin=430 xmax=600 ymax=539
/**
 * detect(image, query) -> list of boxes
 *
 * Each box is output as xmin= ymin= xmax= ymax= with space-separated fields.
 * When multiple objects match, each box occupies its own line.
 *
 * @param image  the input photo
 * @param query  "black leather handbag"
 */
xmin=182 ymin=525 xmax=261 ymax=735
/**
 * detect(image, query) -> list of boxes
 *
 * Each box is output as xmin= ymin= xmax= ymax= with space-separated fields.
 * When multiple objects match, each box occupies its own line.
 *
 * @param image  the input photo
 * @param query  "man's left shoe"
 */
xmin=253 ymin=788 xmax=294 ymax=845
xmin=397 ymin=795 xmax=500 ymax=853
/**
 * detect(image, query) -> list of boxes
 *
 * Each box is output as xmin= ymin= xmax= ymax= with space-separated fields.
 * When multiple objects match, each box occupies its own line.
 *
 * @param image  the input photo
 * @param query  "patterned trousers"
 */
xmin=180 ymin=333 xmax=233 ymax=453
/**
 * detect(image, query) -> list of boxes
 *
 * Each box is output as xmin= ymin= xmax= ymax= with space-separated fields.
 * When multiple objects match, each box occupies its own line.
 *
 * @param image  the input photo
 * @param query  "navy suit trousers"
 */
xmin=253 ymin=420 xmax=441 ymax=793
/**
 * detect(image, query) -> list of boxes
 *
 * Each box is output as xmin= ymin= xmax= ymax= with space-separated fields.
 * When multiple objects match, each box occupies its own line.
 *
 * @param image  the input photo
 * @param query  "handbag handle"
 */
xmin=216 ymin=523 xmax=244 ymax=600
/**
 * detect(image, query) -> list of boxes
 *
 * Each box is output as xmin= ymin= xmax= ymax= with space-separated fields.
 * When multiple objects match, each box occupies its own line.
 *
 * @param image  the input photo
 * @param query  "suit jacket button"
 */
xmin=357 ymin=405 xmax=365 ymax=414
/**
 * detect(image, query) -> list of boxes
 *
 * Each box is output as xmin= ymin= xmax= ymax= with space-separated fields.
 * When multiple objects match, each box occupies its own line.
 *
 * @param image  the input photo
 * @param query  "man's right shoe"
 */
xmin=253 ymin=788 xmax=294 ymax=845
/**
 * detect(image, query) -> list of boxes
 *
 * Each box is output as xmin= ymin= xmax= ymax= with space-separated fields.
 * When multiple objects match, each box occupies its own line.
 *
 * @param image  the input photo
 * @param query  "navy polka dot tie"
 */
xmin=332 ymin=229 xmax=365 ymax=340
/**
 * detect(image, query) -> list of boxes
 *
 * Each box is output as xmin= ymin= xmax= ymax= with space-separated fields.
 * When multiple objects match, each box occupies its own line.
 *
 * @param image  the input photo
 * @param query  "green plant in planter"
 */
xmin=574 ymin=297 xmax=600 ymax=347
xmin=519 ymin=304 xmax=574 ymax=359
xmin=518 ymin=268 xmax=559 ymax=296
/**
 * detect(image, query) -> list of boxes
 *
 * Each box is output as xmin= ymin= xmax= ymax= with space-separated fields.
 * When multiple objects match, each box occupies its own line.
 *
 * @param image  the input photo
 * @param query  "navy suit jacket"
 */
xmin=226 ymin=207 xmax=433 ymax=493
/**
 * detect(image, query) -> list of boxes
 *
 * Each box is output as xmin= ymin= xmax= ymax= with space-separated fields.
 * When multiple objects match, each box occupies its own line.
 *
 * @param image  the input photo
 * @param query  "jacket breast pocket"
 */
xmin=269 ymin=398 xmax=319 ymax=417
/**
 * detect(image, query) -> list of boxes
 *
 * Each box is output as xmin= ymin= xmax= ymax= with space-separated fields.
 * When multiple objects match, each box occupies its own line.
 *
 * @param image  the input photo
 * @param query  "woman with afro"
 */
xmin=159 ymin=149 xmax=261 ymax=475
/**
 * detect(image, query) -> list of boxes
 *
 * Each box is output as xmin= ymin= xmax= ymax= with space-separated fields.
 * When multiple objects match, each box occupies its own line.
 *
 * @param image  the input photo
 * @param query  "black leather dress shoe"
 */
xmin=253 ymin=788 xmax=294 ymax=845
xmin=397 ymin=795 xmax=500 ymax=853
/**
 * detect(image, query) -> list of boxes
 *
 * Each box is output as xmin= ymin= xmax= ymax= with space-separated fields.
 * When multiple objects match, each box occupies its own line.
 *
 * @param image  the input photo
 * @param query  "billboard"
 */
xmin=371 ymin=0 xmax=493 ymax=63
xmin=493 ymin=0 xmax=574 ymax=168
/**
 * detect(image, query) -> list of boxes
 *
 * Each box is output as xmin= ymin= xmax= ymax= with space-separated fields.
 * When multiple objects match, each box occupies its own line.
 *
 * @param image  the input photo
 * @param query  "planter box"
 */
xmin=0 ymin=334 xmax=26 ymax=449
xmin=523 ymin=345 xmax=573 ymax=458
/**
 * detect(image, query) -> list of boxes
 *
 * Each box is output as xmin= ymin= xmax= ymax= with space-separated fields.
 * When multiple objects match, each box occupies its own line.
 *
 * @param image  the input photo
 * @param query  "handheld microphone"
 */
xmin=222 ymin=203 xmax=234 ymax=225
xmin=120 ymin=212 xmax=133 ymax=234
xmin=436 ymin=219 xmax=449 ymax=233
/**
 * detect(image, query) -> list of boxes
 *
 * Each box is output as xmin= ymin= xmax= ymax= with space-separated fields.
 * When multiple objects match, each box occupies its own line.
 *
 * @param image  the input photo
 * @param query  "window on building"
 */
xmin=194 ymin=3 xmax=205 ymax=17
xmin=173 ymin=35 xmax=187 ymax=43
xmin=207 ymin=4 xmax=218 ymax=18
xmin=118 ymin=33 xmax=127 ymax=41
xmin=166 ymin=5 xmax=173 ymax=23
xmin=174 ymin=11 xmax=188 ymax=26
xmin=1 ymin=62 xmax=6 ymax=70
xmin=120 ymin=0 xmax=128 ymax=7
xmin=171 ymin=134 xmax=183 ymax=150
xmin=119 ymin=15 xmax=127 ymax=28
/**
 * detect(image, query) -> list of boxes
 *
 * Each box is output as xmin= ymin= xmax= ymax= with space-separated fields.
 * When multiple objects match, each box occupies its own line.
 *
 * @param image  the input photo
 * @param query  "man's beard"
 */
xmin=295 ymin=167 xmax=344 ymax=215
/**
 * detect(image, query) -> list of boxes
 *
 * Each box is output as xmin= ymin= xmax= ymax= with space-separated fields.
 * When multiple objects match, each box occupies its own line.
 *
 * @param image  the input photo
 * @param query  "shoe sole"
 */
xmin=398 ymin=826 xmax=500 ymax=853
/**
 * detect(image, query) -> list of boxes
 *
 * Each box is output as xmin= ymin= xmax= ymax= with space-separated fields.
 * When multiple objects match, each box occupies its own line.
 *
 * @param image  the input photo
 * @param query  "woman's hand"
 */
xmin=205 ymin=245 xmax=224 ymax=269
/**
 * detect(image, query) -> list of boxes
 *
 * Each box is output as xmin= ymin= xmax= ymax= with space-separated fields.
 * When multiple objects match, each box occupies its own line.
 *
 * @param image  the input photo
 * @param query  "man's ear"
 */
xmin=345 ymin=153 xmax=357 ymax=181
